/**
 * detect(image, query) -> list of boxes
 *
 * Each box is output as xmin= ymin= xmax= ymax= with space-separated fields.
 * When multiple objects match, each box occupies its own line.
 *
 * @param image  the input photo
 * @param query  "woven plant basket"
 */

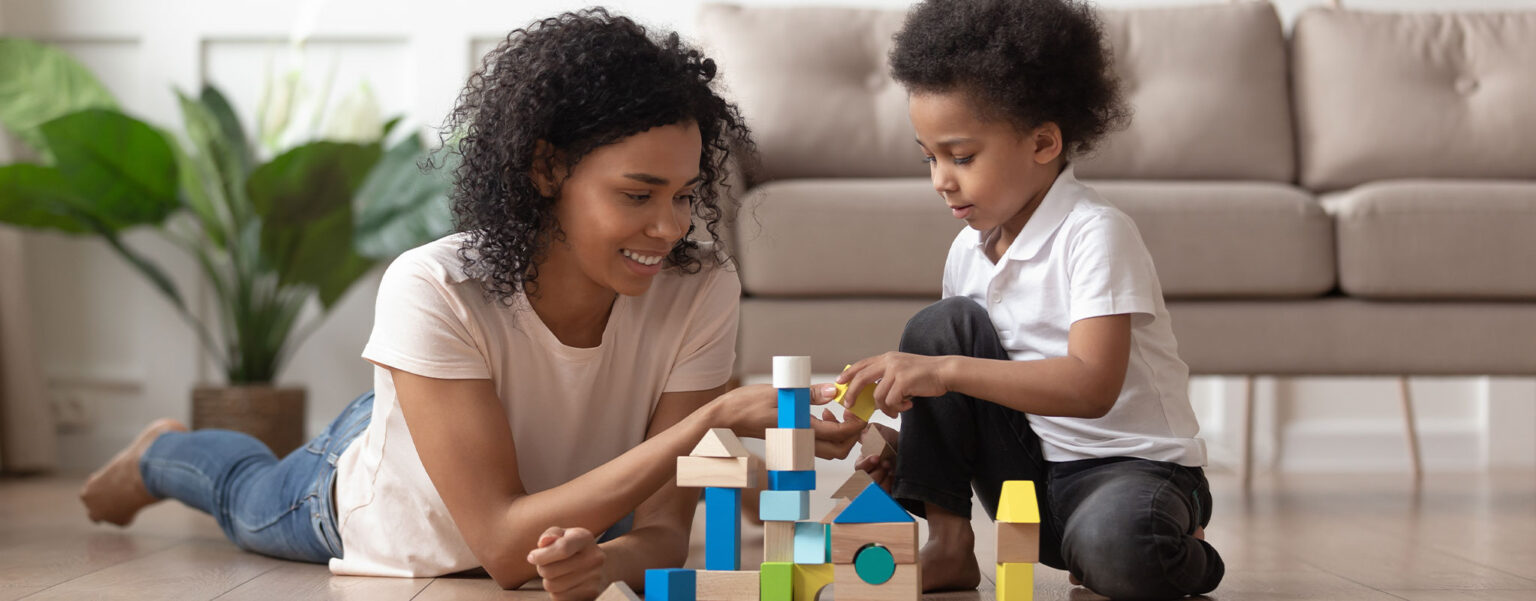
xmin=192 ymin=386 xmax=306 ymax=457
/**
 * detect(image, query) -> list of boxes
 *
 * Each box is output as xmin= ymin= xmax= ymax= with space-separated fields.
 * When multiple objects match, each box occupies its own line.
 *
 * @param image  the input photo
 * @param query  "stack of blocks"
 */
xmin=996 ymin=481 xmax=1042 ymax=601
xmin=620 ymin=355 xmax=922 ymax=601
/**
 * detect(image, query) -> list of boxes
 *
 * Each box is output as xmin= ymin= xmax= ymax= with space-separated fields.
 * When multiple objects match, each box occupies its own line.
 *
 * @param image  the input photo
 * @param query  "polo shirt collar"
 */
xmin=972 ymin=164 xmax=1082 ymax=263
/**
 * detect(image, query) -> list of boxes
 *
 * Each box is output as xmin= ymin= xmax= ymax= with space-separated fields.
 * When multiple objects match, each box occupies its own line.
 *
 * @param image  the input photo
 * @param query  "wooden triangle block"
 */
xmin=691 ymin=427 xmax=749 ymax=458
xmin=597 ymin=581 xmax=641 ymax=601
xmin=998 ymin=480 xmax=1040 ymax=523
xmin=833 ymin=483 xmax=913 ymax=524
xmin=831 ymin=470 xmax=875 ymax=500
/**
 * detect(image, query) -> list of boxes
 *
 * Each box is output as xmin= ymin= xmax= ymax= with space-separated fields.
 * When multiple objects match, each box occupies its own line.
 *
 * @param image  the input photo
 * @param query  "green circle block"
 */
xmin=853 ymin=545 xmax=896 ymax=585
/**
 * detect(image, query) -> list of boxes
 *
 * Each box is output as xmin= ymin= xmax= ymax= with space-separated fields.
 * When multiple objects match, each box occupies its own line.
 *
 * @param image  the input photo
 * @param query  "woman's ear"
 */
xmin=530 ymin=140 xmax=566 ymax=197
xmin=1031 ymin=122 xmax=1064 ymax=165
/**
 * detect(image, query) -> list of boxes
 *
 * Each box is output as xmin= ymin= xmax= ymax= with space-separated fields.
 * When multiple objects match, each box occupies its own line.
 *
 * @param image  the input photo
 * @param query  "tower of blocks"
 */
xmin=996 ymin=480 xmax=1042 ymax=601
xmin=614 ymin=355 xmax=922 ymax=601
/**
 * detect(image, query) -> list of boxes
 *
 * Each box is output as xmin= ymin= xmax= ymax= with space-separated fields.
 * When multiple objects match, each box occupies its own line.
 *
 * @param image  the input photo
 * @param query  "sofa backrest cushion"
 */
xmin=1293 ymin=8 xmax=1536 ymax=191
xmin=697 ymin=2 xmax=1294 ymax=183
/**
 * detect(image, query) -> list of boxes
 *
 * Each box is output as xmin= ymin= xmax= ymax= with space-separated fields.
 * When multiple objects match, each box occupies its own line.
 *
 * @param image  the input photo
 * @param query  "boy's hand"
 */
xmin=854 ymin=423 xmax=900 ymax=491
xmin=527 ymin=527 xmax=605 ymax=601
xmin=708 ymin=384 xmax=861 ymax=459
xmin=837 ymin=352 xmax=951 ymax=417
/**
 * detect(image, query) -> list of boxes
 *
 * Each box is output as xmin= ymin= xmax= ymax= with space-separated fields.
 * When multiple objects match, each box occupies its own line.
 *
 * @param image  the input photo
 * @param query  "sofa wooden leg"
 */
xmin=1398 ymin=376 xmax=1424 ymax=484
xmin=1241 ymin=375 xmax=1255 ymax=491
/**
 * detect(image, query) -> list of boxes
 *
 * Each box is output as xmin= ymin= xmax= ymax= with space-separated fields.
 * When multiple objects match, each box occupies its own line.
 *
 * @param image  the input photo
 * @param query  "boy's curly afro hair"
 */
xmin=889 ymin=0 xmax=1129 ymax=157
xmin=439 ymin=8 xmax=753 ymax=304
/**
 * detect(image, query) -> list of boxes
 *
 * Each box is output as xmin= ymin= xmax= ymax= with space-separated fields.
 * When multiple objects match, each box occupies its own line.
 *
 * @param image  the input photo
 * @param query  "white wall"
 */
xmin=3 ymin=0 xmax=1533 ymax=472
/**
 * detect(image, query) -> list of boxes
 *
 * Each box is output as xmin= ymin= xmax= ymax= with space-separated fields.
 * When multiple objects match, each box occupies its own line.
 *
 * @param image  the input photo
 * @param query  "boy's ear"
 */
xmin=1031 ymin=122 xmax=1064 ymax=165
xmin=530 ymin=140 xmax=567 ymax=197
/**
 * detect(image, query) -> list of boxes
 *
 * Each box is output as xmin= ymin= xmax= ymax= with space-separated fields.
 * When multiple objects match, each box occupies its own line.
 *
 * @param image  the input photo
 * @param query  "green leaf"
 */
xmin=198 ymin=85 xmax=256 ymax=179
xmin=247 ymin=141 xmax=381 ymax=308
xmin=39 ymin=109 xmax=179 ymax=227
xmin=0 ymin=38 xmax=117 ymax=158
xmin=176 ymin=89 xmax=249 ymax=227
xmin=169 ymin=137 xmax=227 ymax=249
xmin=0 ymin=164 xmax=91 ymax=233
xmin=354 ymin=135 xmax=456 ymax=259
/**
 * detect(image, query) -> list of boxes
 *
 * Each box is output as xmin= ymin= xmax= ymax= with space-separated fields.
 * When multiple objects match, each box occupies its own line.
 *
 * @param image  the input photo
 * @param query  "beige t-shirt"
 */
xmin=328 ymin=234 xmax=739 ymax=577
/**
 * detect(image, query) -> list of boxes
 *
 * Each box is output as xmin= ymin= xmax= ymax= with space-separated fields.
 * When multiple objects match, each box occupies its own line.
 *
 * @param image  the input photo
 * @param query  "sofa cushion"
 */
xmin=1091 ymin=181 xmax=1334 ymax=298
xmin=698 ymin=2 xmax=1294 ymax=183
xmin=1293 ymin=8 xmax=1536 ymax=191
xmin=1323 ymin=181 xmax=1536 ymax=299
xmin=733 ymin=179 xmax=958 ymax=296
xmin=1075 ymin=2 xmax=1293 ymax=182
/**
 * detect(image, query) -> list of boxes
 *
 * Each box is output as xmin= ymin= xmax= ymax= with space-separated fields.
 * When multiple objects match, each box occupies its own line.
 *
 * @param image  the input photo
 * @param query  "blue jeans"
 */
xmin=892 ymin=298 xmax=1223 ymax=600
xmin=139 ymin=391 xmax=374 ymax=563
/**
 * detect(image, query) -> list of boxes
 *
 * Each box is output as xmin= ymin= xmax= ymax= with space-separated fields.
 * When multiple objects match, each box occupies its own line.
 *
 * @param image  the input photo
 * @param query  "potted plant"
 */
xmin=0 ymin=38 xmax=454 ymax=456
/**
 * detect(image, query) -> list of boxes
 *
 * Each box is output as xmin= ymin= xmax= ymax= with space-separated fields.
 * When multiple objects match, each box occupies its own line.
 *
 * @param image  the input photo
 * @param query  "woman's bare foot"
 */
xmin=1068 ymin=525 xmax=1205 ymax=587
xmin=80 ymin=418 xmax=187 ymax=526
xmin=919 ymin=503 xmax=981 ymax=592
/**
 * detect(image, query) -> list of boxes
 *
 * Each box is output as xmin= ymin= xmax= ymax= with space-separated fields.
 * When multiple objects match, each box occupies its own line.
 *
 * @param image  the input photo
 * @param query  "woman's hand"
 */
xmin=837 ymin=352 xmax=951 ymax=417
xmin=707 ymin=384 xmax=863 ymax=459
xmin=527 ymin=527 xmax=606 ymax=601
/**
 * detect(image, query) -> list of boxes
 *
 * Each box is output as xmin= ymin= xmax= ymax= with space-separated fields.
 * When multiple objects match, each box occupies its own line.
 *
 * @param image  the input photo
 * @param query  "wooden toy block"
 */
xmin=767 ymin=470 xmax=815 ymax=491
xmin=997 ymin=562 xmax=1034 ymax=601
xmin=776 ymin=388 xmax=810 ymax=429
xmin=998 ymin=480 xmax=1040 ymax=523
xmin=645 ymin=568 xmax=695 ymax=601
xmin=833 ymin=483 xmax=913 ymax=524
xmin=857 ymin=426 xmax=895 ymax=462
xmin=678 ymin=456 xmax=754 ymax=489
xmin=597 ymin=581 xmax=642 ymax=601
xmin=763 ymin=520 xmax=796 ymax=563
xmin=691 ymin=428 xmax=749 ymax=458
xmin=833 ymin=561 xmax=920 ymax=601
xmin=695 ymin=570 xmax=758 ymax=600
xmin=772 ymin=356 xmax=811 ymax=389
xmin=705 ymin=487 xmax=741 ymax=571
xmin=792 ymin=522 xmax=827 ymax=564
xmin=831 ymin=471 xmax=875 ymax=500
xmin=996 ymin=522 xmax=1041 ymax=564
xmin=791 ymin=563 xmax=833 ymax=601
xmin=766 ymin=428 xmax=815 ymax=472
xmin=760 ymin=562 xmax=794 ymax=601
xmin=831 ymin=521 xmax=917 ymax=564
xmin=820 ymin=498 xmax=851 ymax=524
xmin=832 ymin=365 xmax=878 ymax=422
xmin=759 ymin=489 xmax=811 ymax=522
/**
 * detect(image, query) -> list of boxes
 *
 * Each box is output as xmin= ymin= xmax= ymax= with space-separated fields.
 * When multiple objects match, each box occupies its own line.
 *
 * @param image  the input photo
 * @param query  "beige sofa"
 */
xmin=699 ymin=2 xmax=1536 ymax=477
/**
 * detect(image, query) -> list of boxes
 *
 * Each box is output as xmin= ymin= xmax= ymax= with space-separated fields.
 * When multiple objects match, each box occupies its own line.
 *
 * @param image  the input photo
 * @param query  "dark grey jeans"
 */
xmin=890 ymin=297 xmax=1224 ymax=601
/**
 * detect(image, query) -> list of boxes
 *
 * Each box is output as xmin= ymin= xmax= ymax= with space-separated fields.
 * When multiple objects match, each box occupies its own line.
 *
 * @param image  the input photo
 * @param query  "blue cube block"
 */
xmin=646 ymin=568 xmax=696 ymax=601
xmin=793 ymin=522 xmax=828 ymax=564
xmin=776 ymin=388 xmax=810 ymax=429
xmin=704 ymin=487 xmax=740 ymax=571
xmin=759 ymin=489 xmax=811 ymax=522
xmin=768 ymin=470 xmax=816 ymax=491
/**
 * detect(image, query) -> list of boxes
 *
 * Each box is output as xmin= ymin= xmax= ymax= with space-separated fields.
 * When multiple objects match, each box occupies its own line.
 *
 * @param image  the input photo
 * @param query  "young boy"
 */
xmin=835 ymin=1 xmax=1223 ymax=599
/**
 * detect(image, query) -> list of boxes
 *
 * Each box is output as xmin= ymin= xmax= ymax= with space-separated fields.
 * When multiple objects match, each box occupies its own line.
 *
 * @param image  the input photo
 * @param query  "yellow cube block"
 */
xmin=792 ymin=563 xmax=833 ymax=601
xmin=997 ymin=562 xmax=1034 ymax=601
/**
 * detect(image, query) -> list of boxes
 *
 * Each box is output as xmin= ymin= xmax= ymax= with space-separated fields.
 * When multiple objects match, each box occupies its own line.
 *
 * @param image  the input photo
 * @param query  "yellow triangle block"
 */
xmin=691 ymin=427 xmax=749 ymax=458
xmin=998 ymin=480 xmax=1040 ymax=523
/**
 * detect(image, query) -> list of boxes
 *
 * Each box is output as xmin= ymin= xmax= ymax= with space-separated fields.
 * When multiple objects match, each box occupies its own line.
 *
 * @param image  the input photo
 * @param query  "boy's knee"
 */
xmin=1063 ymin=500 xmax=1216 ymax=600
xmin=900 ymin=297 xmax=991 ymax=356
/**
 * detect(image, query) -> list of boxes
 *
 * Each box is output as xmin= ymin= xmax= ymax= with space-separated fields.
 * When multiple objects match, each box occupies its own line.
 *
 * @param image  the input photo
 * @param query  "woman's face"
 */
xmin=546 ymin=121 xmax=703 ymax=298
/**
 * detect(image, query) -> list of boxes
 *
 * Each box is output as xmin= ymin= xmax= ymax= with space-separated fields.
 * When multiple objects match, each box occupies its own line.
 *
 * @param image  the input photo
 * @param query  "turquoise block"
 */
xmin=759 ymin=489 xmax=810 ymax=522
xmin=793 ymin=522 xmax=827 ymax=564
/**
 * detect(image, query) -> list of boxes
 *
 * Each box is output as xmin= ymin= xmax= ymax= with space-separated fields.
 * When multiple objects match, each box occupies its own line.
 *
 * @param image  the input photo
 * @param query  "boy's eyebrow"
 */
xmin=914 ymin=137 xmax=976 ymax=149
xmin=623 ymin=173 xmax=703 ymax=186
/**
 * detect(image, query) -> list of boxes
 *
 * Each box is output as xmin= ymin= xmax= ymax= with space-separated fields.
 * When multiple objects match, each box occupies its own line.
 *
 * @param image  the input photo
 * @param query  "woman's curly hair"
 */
xmin=438 ymin=8 xmax=754 ymax=304
xmin=889 ymin=0 xmax=1129 ymax=157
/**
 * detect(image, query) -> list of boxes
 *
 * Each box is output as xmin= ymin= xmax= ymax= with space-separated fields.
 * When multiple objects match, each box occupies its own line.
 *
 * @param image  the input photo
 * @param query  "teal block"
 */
xmin=854 ymin=545 xmax=896 ymax=585
xmin=759 ymin=489 xmax=810 ymax=522
xmin=793 ymin=522 xmax=827 ymax=564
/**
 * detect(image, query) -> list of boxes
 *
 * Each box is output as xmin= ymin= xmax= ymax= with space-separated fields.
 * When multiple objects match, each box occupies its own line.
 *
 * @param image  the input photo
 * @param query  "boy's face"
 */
xmin=908 ymin=91 xmax=1063 ymax=236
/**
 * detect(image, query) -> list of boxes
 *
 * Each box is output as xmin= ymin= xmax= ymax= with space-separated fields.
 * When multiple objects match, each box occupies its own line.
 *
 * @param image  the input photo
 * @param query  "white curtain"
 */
xmin=0 ymin=228 xmax=57 ymax=473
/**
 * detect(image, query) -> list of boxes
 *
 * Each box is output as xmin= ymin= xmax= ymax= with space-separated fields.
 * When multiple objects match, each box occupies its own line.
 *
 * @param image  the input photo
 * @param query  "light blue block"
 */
xmin=646 ymin=568 xmax=696 ymax=601
xmin=759 ymin=489 xmax=811 ymax=522
xmin=705 ymin=488 xmax=740 ymax=571
xmin=768 ymin=470 xmax=816 ymax=491
xmin=793 ymin=522 xmax=828 ymax=564
xmin=776 ymin=388 xmax=809 ymax=429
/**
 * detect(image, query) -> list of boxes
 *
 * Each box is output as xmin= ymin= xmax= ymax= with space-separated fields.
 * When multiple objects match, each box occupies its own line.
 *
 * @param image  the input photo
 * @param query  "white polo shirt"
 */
xmin=942 ymin=166 xmax=1206 ymax=466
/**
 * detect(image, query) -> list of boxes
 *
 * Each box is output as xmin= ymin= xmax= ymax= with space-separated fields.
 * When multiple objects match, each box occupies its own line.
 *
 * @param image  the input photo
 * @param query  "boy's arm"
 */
xmin=843 ymin=313 xmax=1131 ymax=419
xmin=596 ymin=384 xmax=728 ymax=589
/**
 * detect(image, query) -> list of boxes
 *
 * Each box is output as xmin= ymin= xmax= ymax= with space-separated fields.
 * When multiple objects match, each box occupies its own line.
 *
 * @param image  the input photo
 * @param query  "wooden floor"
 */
xmin=2 ymin=469 xmax=1534 ymax=600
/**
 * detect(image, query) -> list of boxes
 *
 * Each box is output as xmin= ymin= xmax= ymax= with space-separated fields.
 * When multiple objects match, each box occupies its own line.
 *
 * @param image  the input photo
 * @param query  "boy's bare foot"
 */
xmin=80 ymin=418 xmax=187 ymax=526
xmin=1067 ymin=526 xmax=1204 ymax=587
xmin=919 ymin=536 xmax=982 ymax=592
